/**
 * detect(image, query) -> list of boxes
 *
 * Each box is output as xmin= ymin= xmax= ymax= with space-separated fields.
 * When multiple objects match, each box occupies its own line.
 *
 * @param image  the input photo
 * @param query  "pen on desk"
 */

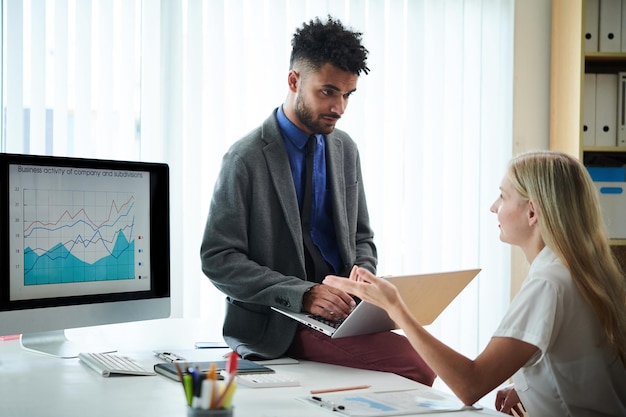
xmin=194 ymin=366 xmax=204 ymax=398
xmin=174 ymin=362 xmax=188 ymax=398
xmin=310 ymin=384 xmax=371 ymax=394
xmin=174 ymin=361 xmax=184 ymax=381
xmin=199 ymin=379 xmax=211 ymax=409
xmin=215 ymin=352 xmax=238 ymax=409
xmin=186 ymin=366 xmax=202 ymax=404
xmin=207 ymin=363 xmax=218 ymax=409
xmin=311 ymin=396 xmax=345 ymax=412
xmin=182 ymin=373 xmax=193 ymax=406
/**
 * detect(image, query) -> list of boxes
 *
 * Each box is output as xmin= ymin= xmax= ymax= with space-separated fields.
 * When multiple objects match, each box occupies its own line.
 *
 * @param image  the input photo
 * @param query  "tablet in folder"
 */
xmin=154 ymin=359 xmax=274 ymax=382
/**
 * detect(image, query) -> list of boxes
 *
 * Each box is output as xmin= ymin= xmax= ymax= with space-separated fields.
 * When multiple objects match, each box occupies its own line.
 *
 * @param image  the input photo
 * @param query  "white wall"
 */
xmin=468 ymin=0 xmax=553 ymax=406
xmin=514 ymin=0 xmax=552 ymax=155
xmin=510 ymin=0 xmax=552 ymax=296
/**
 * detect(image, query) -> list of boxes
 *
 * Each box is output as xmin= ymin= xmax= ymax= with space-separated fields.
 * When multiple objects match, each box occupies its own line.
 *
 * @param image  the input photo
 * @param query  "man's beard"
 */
xmin=294 ymin=94 xmax=339 ymax=135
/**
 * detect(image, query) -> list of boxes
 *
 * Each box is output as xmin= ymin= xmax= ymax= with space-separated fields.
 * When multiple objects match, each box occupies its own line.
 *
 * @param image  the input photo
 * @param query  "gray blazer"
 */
xmin=200 ymin=109 xmax=377 ymax=359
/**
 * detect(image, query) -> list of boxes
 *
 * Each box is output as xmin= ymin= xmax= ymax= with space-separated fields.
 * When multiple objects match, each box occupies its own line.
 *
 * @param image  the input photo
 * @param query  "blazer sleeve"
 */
xmin=353 ymin=150 xmax=377 ymax=273
xmin=327 ymin=129 xmax=377 ymax=275
xmin=199 ymin=131 xmax=314 ymax=312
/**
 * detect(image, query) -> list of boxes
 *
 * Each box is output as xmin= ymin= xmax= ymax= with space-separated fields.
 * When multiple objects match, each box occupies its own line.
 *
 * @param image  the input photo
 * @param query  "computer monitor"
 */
xmin=0 ymin=153 xmax=171 ymax=358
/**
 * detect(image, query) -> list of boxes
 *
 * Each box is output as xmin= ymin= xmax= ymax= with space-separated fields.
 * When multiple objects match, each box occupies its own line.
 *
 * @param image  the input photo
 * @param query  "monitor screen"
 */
xmin=0 ymin=153 xmax=170 ymax=357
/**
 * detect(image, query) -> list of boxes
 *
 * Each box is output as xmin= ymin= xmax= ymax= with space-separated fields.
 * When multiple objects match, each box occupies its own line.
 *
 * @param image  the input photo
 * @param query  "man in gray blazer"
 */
xmin=200 ymin=16 xmax=435 ymax=386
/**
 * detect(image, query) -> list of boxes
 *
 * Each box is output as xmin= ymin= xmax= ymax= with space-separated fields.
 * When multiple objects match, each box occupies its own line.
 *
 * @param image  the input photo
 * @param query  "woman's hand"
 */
xmin=495 ymin=384 xmax=526 ymax=415
xmin=323 ymin=266 xmax=403 ymax=315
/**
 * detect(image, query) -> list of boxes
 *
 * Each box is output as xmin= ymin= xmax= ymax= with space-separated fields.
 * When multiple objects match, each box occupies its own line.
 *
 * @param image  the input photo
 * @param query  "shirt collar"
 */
xmin=277 ymin=106 xmax=312 ymax=150
xmin=528 ymin=245 xmax=557 ymax=276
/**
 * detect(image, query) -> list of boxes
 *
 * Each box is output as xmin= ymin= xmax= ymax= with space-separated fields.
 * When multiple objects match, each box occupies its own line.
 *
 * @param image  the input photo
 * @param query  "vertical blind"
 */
xmin=3 ymin=0 xmax=142 ymax=158
xmin=2 ymin=0 xmax=514 ymax=396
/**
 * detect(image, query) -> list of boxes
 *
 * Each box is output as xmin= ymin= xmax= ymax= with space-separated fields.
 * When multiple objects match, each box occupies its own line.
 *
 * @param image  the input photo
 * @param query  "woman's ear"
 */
xmin=527 ymin=200 xmax=539 ymax=226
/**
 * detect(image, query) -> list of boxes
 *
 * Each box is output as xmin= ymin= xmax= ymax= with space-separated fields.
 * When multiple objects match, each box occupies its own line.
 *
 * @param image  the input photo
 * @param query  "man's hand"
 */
xmin=302 ymin=283 xmax=356 ymax=320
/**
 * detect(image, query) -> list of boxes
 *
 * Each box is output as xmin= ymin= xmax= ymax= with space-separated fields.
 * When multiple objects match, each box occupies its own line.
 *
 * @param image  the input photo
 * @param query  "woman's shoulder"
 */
xmin=528 ymin=247 xmax=570 ymax=283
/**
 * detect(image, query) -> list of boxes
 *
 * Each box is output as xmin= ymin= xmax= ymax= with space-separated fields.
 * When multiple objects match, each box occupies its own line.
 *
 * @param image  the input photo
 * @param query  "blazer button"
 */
xmin=275 ymin=296 xmax=290 ymax=307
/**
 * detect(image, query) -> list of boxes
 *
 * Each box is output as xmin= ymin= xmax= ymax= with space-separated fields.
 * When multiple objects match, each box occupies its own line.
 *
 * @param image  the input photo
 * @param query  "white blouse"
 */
xmin=493 ymin=246 xmax=626 ymax=417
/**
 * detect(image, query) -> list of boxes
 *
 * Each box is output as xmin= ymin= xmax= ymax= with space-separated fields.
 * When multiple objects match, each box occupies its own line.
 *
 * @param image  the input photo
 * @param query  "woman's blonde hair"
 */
xmin=507 ymin=150 xmax=626 ymax=365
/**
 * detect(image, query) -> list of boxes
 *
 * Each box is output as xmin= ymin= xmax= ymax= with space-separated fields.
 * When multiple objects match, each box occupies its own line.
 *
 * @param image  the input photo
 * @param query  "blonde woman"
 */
xmin=324 ymin=151 xmax=626 ymax=416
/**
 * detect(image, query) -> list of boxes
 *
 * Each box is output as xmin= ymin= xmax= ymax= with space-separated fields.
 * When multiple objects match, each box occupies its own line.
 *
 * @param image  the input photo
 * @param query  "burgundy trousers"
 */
xmin=285 ymin=325 xmax=436 ymax=386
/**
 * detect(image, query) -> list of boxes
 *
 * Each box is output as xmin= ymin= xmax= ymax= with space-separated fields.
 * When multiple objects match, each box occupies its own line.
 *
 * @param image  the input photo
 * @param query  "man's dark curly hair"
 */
xmin=290 ymin=15 xmax=370 ymax=76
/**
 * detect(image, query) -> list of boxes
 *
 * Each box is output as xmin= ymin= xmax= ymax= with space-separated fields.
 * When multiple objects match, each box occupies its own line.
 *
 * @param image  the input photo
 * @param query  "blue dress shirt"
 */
xmin=276 ymin=106 xmax=342 ymax=274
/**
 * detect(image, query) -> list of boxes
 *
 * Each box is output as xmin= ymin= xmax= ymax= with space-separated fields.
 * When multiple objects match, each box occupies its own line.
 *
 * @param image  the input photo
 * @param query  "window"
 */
xmin=2 ymin=0 xmax=143 ymax=159
xmin=2 ymin=0 xmax=514 ymax=398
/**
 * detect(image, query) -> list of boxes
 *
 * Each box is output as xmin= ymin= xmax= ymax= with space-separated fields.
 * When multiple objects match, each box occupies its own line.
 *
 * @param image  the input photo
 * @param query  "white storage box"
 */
xmin=594 ymin=182 xmax=626 ymax=239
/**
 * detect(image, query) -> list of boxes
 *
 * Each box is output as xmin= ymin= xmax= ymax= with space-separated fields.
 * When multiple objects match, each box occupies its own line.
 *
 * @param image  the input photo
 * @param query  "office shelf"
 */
xmin=550 ymin=0 xmax=626 ymax=267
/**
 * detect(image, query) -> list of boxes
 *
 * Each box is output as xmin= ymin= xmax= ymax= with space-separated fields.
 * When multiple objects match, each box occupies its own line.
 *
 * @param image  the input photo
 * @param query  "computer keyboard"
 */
xmin=235 ymin=373 xmax=300 ymax=388
xmin=78 ymin=352 xmax=156 ymax=377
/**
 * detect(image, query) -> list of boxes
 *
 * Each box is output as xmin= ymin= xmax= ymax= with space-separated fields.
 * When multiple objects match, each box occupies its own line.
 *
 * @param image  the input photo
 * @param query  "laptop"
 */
xmin=272 ymin=268 xmax=480 ymax=338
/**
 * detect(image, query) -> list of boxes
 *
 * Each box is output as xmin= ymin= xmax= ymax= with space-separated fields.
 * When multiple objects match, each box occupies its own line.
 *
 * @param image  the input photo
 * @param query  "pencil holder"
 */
xmin=187 ymin=407 xmax=233 ymax=417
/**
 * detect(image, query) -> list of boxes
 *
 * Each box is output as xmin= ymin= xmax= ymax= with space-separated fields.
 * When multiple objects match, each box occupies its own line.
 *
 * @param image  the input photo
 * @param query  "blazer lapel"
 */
xmin=325 ymin=134 xmax=349 ymax=255
xmin=261 ymin=115 xmax=306 ymax=262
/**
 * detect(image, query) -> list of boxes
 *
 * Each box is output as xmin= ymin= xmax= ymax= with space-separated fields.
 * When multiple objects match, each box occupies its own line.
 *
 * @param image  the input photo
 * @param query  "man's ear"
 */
xmin=287 ymin=70 xmax=299 ymax=92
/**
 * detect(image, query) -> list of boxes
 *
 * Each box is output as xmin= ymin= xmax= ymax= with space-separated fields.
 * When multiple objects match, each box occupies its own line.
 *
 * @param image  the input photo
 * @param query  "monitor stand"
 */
xmin=20 ymin=330 xmax=115 ymax=359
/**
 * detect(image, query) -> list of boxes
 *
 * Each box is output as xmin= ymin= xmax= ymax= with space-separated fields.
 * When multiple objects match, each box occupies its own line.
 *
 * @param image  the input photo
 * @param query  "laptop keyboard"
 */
xmin=308 ymin=314 xmax=344 ymax=329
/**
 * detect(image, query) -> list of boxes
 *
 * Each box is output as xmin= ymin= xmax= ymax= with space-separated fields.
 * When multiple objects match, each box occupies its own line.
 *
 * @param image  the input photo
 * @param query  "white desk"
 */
xmin=0 ymin=319 xmax=505 ymax=417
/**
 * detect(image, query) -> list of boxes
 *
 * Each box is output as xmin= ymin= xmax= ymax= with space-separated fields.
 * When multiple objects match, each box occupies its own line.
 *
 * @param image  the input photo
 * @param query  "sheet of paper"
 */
xmin=300 ymin=387 xmax=480 ymax=416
